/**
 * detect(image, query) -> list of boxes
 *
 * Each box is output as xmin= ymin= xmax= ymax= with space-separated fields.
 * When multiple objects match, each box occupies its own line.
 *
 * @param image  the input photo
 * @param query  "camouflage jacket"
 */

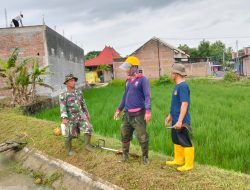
xmin=59 ymin=89 xmax=89 ymax=122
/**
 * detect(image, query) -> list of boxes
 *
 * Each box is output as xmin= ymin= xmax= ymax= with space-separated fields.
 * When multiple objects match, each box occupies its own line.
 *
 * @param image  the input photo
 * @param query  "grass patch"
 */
xmin=8 ymin=160 xmax=63 ymax=187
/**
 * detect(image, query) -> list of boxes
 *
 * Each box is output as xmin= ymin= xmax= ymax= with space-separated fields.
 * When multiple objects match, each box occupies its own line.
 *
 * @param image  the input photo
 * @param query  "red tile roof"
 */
xmin=85 ymin=46 xmax=121 ymax=67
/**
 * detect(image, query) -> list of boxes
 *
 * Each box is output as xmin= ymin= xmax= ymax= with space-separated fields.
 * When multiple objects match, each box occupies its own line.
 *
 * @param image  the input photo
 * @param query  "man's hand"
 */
xmin=144 ymin=112 xmax=151 ymax=123
xmin=165 ymin=115 xmax=172 ymax=126
xmin=62 ymin=118 xmax=68 ymax=125
xmin=174 ymin=120 xmax=182 ymax=129
xmin=114 ymin=110 xmax=121 ymax=120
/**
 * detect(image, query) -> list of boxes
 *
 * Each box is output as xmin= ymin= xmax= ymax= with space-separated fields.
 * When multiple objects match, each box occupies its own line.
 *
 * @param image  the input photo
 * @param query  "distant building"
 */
xmin=0 ymin=25 xmax=85 ymax=97
xmin=85 ymin=46 xmax=121 ymax=83
xmin=232 ymin=47 xmax=250 ymax=76
xmin=113 ymin=37 xmax=190 ymax=79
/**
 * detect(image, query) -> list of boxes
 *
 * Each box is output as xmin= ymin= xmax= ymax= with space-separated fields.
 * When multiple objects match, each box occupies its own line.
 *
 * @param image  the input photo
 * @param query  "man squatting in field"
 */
xmin=165 ymin=64 xmax=195 ymax=171
xmin=114 ymin=56 xmax=151 ymax=165
xmin=59 ymin=74 xmax=94 ymax=156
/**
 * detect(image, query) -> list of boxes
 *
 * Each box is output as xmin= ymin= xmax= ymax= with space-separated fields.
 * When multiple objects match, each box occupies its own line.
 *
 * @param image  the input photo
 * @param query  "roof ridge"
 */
xmin=131 ymin=37 xmax=188 ymax=56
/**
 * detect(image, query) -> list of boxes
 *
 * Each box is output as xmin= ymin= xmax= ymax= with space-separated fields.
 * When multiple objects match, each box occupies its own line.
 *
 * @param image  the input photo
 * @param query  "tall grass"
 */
xmin=35 ymin=80 xmax=250 ymax=174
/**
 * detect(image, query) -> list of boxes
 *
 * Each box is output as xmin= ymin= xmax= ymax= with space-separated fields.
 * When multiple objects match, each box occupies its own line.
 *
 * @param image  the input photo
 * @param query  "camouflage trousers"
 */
xmin=121 ymin=111 xmax=149 ymax=157
xmin=65 ymin=119 xmax=93 ymax=138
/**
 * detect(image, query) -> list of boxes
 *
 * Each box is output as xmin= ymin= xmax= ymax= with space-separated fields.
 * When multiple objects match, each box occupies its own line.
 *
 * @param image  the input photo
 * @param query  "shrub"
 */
xmin=224 ymin=71 xmax=240 ymax=82
xmin=156 ymin=75 xmax=172 ymax=85
xmin=109 ymin=80 xmax=125 ymax=86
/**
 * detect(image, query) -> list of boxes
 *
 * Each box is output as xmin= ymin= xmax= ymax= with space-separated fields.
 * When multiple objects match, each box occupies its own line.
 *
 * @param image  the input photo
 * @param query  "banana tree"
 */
xmin=0 ymin=48 xmax=32 ymax=105
xmin=29 ymin=58 xmax=53 ymax=101
xmin=0 ymin=48 xmax=53 ymax=105
xmin=15 ymin=66 xmax=30 ymax=104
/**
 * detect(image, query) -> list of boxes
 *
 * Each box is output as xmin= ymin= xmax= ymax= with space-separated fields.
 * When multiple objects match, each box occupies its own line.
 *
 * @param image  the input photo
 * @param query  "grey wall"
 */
xmin=43 ymin=26 xmax=85 ymax=97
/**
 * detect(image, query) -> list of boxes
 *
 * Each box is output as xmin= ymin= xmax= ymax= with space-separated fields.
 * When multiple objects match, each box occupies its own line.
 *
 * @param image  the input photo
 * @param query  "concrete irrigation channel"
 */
xmin=0 ymin=155 xmax=51 ymax=190
xmin=0 ymin=148 xmax=123 ymax=190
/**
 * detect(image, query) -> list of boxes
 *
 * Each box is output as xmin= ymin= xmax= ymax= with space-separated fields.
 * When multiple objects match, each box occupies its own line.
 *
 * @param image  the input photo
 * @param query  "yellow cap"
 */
xmin=125 ymin=56 xmax=140 ymax=66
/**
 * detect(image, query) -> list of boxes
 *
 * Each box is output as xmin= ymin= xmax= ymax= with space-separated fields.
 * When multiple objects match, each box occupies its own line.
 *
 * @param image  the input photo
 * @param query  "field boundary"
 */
xmin=3 ymin=147 xmax=123 ymax=190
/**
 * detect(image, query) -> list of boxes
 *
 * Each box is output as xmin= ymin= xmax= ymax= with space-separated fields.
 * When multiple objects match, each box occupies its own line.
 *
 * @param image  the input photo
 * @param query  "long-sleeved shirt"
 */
xmin=118 ymin=75 xmax=151 ymax=113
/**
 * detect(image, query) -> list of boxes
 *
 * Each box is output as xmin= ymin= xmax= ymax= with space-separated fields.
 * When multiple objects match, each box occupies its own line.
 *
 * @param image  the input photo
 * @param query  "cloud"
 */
xmin=1 ymin=0 xmax=250 ymax=56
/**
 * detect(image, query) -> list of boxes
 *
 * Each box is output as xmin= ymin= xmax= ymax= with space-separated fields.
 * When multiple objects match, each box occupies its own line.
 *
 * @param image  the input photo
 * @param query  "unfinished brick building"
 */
xmin=0 ymin=25 xmax=85 ymax=98
xmin=113 ymin=37 xmax=190 ymax=79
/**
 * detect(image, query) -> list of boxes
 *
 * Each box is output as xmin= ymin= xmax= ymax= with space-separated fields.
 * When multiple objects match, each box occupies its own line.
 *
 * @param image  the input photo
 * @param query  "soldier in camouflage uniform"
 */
xmin=59 ymin=74 xmax=93 ymax=156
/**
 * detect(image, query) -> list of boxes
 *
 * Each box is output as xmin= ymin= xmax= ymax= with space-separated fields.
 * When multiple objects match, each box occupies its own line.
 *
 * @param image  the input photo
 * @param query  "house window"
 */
xmin=139 ymin=67 xmax=143 ymax=74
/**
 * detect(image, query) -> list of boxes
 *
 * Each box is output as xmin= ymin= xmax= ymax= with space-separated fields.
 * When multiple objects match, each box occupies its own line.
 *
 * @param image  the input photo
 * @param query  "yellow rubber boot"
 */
xmin=166 ymin=144 xmax=184 ymax=166
xmin=177 ymin=146 xmax=194 ymax=171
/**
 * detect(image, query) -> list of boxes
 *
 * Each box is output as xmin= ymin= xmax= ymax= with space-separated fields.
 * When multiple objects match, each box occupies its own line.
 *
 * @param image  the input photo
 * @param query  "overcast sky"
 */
xmin=1 ymin=0 xmax=250 ymax=56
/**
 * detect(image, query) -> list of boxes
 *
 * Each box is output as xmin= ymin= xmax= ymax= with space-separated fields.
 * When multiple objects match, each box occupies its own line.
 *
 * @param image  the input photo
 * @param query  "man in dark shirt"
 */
xmin=114 ymin=56 xmax=151 ymax=165
xmin=165 ymin=64 xmax=194 ymax=171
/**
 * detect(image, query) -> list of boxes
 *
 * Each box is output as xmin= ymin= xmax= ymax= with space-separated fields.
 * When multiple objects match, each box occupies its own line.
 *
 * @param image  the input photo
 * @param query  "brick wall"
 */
xmin=0 ymin=25 xmax=85 ymax=98
xmin=103 ymin=70 xmax=112 ymax=82
xmin=184 ymin=62 xmax=209 ymax=77
xmin=0 ymin=26 xmax=45 ymax=97
xmin=0 ymin=26 xmax=45 ymax=63
xmin=243 ymin=57 xmax=250 ymax=76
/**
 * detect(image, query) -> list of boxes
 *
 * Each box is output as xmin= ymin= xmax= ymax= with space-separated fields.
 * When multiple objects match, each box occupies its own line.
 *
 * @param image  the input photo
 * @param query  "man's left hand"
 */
xmin=144 ymin=112 xmax=151 ymax=123
xmin=174 ymin=121 xmax=182 ymax=129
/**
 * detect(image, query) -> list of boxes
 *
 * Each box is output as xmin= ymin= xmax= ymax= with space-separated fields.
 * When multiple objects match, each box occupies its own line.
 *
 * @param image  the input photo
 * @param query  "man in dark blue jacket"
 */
xmin=165 ymin=64 xmax=194 ymax=171
xmin=114 ymin=56 xmax=151 ymax=165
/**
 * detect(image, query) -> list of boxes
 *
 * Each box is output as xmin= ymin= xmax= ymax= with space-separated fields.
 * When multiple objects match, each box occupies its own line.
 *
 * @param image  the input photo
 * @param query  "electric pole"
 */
xmin=42 ymin=14 xmax=45 ymax=25
xmin=222 ymin=48 xmax=225 ymax=66
xmin=157 ymin=39 xmax=161 ymax=78
xmin=4 ymin=8 xmax=8 ymax=27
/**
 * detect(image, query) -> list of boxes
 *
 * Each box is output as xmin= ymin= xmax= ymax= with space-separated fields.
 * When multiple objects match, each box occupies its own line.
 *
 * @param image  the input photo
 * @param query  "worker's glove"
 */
xmin=62 ymin=117 xmax=68 ymax=125
xmin=114 ymin=109 xmax=121 ymax=120
xmin=144 ymin=111 xmax=151 ymax=123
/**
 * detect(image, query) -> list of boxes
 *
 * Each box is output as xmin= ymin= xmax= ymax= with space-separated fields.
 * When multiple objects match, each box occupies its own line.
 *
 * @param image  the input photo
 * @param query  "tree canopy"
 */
xmin=178 ymin=40 xmax=232 ymax=64
xmin=84 ymin=51 xmax=101 ymax=61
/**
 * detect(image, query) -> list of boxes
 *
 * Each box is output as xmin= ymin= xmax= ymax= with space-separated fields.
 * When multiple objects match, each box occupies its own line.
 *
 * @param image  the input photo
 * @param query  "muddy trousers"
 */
xmin=121 ymin=111 xmax=149 ymax=158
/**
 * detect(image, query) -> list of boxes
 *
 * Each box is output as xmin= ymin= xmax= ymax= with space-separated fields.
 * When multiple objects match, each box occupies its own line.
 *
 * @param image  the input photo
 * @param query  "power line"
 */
xmin=115 ymin=41 xmax=145 ymax=49
xmin=160 ymin=35 xmax=250 ymax=40
xmin=115 ymin=36 xmax=250 ymax=50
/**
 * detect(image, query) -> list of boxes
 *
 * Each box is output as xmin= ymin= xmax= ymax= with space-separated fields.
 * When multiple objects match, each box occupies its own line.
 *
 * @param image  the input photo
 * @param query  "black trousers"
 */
xmin=12 ymin=19 xmax=19 ymax=27
xmin=171 ymin=125 xmax=192 ymax=147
